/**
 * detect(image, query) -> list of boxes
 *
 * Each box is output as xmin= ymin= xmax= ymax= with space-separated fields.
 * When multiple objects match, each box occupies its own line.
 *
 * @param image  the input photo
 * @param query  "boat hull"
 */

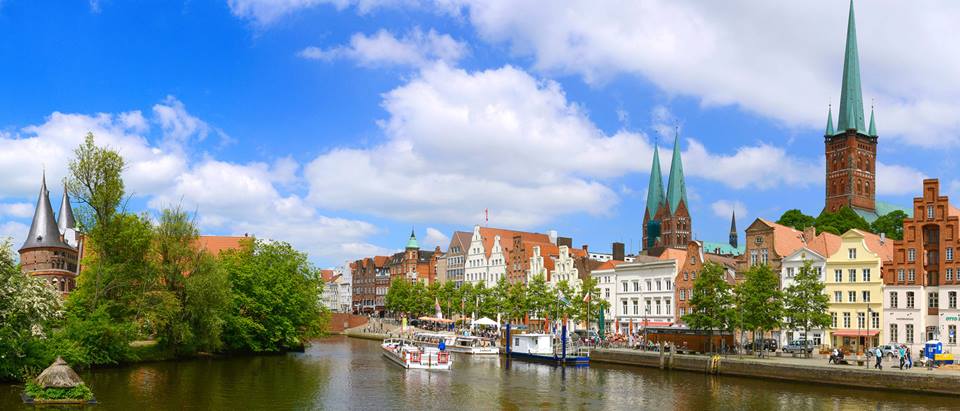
xmin=506 ymin=351 xmax=590 ymax=367
xmin=446 ymin=346 xmax=499 ymax=355
xmin=381 ymin=346 xmax=453 ymax=370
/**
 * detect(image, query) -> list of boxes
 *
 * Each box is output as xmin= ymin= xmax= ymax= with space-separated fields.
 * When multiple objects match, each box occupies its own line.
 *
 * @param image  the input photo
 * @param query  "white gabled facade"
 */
xmin=464 ymin=225 xmax=507 ymax=286
xmin=778 ymin=247 xmax=828 ymax=347
xmin=591 ymin=263 xmax=620 ymax=333
xmin=549 ymin=245 xmax=581 ymax=291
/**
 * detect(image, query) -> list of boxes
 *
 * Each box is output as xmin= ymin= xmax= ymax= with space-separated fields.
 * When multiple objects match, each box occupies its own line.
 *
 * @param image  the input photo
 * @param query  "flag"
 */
xmin=558 ymin=291 xmax=570 ymax=307
xmin=583 ymin=292 xmax=591 ymax=303
xmin=485 ymin=208 xmax=488 ymax=223
xmin=435 ymin=297 xmax=443 ymax=320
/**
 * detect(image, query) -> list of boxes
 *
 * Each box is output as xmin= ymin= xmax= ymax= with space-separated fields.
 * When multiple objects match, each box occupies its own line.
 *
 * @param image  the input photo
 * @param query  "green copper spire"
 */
xmin=824 ymin=105 xmax=835 ymax=136
xmin=836 ymin=0 xmax=866 ymax=134
xmin=867 ymin=105 xmax=877 ymax=137
xmin=645 ymin=141 xmax=666 ymax=218
xmin=665 ymin=130 xmax=687 ymax=214
xmin=405 ymin=229 xmax=419 ymax=249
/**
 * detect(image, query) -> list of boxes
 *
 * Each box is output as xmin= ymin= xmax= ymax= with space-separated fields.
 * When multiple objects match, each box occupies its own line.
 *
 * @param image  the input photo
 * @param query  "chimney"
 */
xmin=803 ymin=226 xmax=816 ymax=243
xmin=582 ymin=244 xmax=589 ymax=253
xmin=612 ymin=242 xmax=625 ymax=261
xmin=548 ymin=230 xmax=558 ymax=245
xmin=880 ymin=232 xmax=886 ymax=244
xmin=558 ymin=236 xmax=573 ymax=248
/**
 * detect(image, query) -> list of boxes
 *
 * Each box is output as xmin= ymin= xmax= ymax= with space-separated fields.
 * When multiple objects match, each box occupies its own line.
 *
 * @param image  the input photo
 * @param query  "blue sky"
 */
xmin=2 ymin=0 xmax=959 ymax=268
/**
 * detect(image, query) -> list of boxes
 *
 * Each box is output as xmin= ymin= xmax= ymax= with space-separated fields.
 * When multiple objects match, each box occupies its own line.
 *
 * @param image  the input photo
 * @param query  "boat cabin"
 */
xmin=511 ymin=333 xmax=554 ymax=355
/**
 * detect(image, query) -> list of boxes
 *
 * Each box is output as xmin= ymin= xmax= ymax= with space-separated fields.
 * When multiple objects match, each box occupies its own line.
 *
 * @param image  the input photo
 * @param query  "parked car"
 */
xmin=782 ymin=340 xmax=814 ymax=354
xmin=878 ymin=344 xmax=902 ymax=359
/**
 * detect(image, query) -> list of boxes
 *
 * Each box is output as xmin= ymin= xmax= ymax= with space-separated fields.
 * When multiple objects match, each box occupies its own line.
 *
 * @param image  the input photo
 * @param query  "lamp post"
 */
xmin=866 ymin=307 xmax=872 ymax=370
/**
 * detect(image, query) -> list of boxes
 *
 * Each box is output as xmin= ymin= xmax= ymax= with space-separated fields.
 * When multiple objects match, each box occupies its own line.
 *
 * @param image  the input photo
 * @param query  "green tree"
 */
xmin=65 ymin=132 xmax=125 ymax=228
xmin=777 ymin=209 xmax=816 ymax=231
xmin=0 ymin=240 xmax=64 ymax=381
xmin=574 ymin=276 xmax=607 ymax=328
xmin=783 ymin=260 xmax=831 ymax=357
xmin=737 ymin=264 xmax=783 ymax=357
xmin=870 ymin=210 xmax=907 ymax=241
xmin=505 ymin=281 xmax=528 ymax=324
xmin=385 ymin=279 xmax=411 ymax=316
xmin=815 ymin=206 xmax=870 ymax=235
xmin=682 ymin=262 xmax=734 ymax=353
xmin=526 ymin=274 xmax=552 ymax=330
xmin=220 ymin=239 xmax=324 ymax=353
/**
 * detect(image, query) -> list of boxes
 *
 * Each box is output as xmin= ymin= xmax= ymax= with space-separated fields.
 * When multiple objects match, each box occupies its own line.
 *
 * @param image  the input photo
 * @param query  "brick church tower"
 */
xmin=19 ymin=174 xmax=81 ymax=294
xmin=642 ymin=131 xmax=691 ymax=252
xmin=823 ymin=1 xmax=877 ymax=217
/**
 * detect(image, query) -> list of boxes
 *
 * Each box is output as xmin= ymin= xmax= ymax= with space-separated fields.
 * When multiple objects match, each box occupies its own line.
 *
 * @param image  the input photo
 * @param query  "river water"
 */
xmin=1 ymin=335 xmax=955 ymax=410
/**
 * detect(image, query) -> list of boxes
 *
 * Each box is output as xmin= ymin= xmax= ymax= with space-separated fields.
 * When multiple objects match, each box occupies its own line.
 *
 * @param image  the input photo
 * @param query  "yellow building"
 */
xmin=824 ymin=229 xmax=892 ymax=352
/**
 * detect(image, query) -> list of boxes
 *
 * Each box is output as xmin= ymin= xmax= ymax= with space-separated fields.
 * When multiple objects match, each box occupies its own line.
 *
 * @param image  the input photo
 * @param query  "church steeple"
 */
xmin=665 ymin=129 xmax=687 ymax=214
xmin=21 ymin=172 xmax=69 ymax=252
xmin=867 ymin=105 xmax=877 ymax=137
xmin=57 ymin=183 xmax=76 ymax=234
xmin=836 ymin=0 xmax=866 ymax=134
xmin=645 ymin=141 xmax=665 ymax=218
xmin=405 ymin=229 xmax=419 ymax=250
xmin=729 ymin=210 xmax=738 ymax=249
xmin=824 ymin=105 xmax=835 ymax=136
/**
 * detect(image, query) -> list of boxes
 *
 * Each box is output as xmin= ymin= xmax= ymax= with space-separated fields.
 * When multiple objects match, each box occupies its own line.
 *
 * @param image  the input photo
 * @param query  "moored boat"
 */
xmin=505 ymin=325 xmax=590 ymax=366
xmin=446 ymin=335 xmax=499 ymax=355
xmin=381 ymin=338 xmax=453 ymax=370
xmin=412 ymin=332 xmax=457 ymax=350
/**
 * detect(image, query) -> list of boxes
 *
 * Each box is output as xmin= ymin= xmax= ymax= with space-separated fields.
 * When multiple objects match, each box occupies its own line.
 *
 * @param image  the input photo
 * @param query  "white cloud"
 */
xmin=680 ymin=139 xmax=821 ymax=190
xmin=425 ymin=0 xmax=960 ymax=148
xmin=299 ymin=28 xmax=467 ymax=68
xmin=0 ymin=98 xmax=384 ymax=264
xmin=710 ymin=200 xmax=747 ymax=220
xmin=228 ymin=0 xmax=448 ymax=27
xmin=0 ymin=221 xmax=28 ymax=250
xmin=876 ymin=162 xmax=927 ymax=195
xmin=0 ymin=202 xmax=34 ymax=219
xmin=423 ymin=227 xmax=449 ymax=248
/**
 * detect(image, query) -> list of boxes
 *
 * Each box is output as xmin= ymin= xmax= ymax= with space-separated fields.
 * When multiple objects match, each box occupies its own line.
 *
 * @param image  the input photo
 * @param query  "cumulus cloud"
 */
xmin=710 ymin=200 xmax=747 ymax=220
xmin=423 ymin=227 xmax=450 ymax=248
xmin=876 ymin=162 xmax=927 ymax=195
xmin=0 ymin=97 xmax=384 ymax=264
xmin=299 ymin=28 xmax=467 ymax=68
xmin=0 ymin=221 xmax=28 ymax=250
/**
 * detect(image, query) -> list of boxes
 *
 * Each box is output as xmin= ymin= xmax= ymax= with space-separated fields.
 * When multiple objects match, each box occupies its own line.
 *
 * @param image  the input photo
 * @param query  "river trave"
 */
xmin=2 ymin=335 xmax=956 ymax=410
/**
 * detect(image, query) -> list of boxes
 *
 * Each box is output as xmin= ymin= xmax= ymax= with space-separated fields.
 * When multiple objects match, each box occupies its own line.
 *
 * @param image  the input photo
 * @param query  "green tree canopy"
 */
xmin=783 ymin=260 xmax=831 ymax=355
xmin=815 ymin=206 xmax=870 ymax=235
xmin=777 ymin=209 xmax=816 ymax=231
xmin=683 ymin=262 xmax=734 ymax=335
xmin=736 ymin=264 xmax=784 ymax=356
xmin=870 ymin=210 xmax=907 ymax=240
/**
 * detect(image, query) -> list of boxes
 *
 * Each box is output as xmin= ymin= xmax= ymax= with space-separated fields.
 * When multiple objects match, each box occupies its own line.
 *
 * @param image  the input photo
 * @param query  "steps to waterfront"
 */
xmin=592 ymin=348 xmax=960 ymax=396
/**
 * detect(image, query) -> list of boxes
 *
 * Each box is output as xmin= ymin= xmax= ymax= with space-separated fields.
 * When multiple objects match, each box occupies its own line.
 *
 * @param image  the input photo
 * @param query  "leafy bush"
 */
xmin=25 ymin=381 xmax=94 ymax=401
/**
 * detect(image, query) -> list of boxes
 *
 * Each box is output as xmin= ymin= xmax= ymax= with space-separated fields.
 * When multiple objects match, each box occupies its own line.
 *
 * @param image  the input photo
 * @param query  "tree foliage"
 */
xmin=683 ymin=262 xmax=734 ymax=333
xmin=815 ymin=206 xmax=870 ymax=235
xmin=777 ymin=209 xmax=816 ymax=231
xmin=736 ymin=264 xmax=784 ymax=351
xmin=870 ymin=210 xmax=907 ymax=241
xmin=783 ymin=260 xmax=831 ymax=353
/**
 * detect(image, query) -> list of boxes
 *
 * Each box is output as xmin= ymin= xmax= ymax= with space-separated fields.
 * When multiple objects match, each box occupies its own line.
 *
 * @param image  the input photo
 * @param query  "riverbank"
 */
xmin=592 ymin=348 xmax=960 ymax=397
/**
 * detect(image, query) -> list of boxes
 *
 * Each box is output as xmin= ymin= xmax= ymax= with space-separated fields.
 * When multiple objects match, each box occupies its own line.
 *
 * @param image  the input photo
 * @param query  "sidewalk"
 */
xmin=737 ymin=352 xmax=960 ymax=376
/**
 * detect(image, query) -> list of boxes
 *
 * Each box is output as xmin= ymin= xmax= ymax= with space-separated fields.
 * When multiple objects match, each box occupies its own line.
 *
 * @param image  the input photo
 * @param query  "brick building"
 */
xmin=674 ymin=241 xmax=737 ymax=324
xmin=883 ymin=179 xmax=960 ymax=351
xmin=642 ymin=133 xmax=692 ymax=252
xmin=351 ymin=256 xmax=389 ymax=314
xmin=388 ymin=230 xmax=437 ymax=285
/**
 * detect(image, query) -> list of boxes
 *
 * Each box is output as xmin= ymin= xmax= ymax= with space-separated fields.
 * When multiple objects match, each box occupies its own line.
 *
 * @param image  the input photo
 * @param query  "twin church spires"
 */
xmin=20 ymin=173 xmax=81 ymax=294
xmin=642 ymin=131 xmax=692 ymax=251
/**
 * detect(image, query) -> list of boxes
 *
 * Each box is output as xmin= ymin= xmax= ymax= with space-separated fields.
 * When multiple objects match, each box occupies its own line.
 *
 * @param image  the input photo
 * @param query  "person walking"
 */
xmin=898 ymin=345 xmax=906 ymax=370
xmin=906 ymin=347 xmax=913 ymax=369
xmin=874 ymin=346 xmax=883 ymax=370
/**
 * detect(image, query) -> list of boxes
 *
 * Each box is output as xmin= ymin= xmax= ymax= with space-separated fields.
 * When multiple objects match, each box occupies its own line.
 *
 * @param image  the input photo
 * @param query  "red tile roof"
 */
xmin=594 ymin=260 xmax=624 ymax=271
xmin=757 ymin=219 xmax=807 ymax=258
xmin=853 ymin=229 xmax=894 ymax=261
xmin=196 ymin=236 xmax=248 ymax=256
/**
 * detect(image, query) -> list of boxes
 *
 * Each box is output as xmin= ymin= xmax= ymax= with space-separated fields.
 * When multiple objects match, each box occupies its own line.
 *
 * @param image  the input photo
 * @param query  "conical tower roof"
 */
xmin=57 ymin=183 xmax=76 ymax=234
xmin=645 ymin=141 xmax=666 ymax=218
xmin=665 ymin=130 xmax=688 ymax=214
xmin=868 ymin=105 xmax=877 ymax=137
xmin=20 ymin=173 xmax=70 ymax=252
xmin=836 ymin=0 xmax=867 ymax=134
xmin=405 ymin=229 xmax=419 ymax=249
xmin=729 ymin=210 xmax=737 ymax=234
xmin=824 ymin=105 xmax=835 ymax=136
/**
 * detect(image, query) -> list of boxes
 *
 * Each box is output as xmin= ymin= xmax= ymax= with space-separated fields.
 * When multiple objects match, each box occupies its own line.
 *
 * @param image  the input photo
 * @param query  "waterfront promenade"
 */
xmin=593 ymin=348 xmax=960 ymax=396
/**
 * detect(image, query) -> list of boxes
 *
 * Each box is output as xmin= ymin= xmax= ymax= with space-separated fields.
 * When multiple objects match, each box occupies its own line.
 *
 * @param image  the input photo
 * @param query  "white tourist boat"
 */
xmin=412 ymin=332 xmax=457 ymax=349
xmin=446 ymin=336 xmax=499 ymax=355
xmin=381 ymin=338 xmax=452 ymax=370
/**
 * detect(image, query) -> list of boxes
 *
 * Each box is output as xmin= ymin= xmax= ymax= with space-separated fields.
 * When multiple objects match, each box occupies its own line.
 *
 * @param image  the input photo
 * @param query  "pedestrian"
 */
xmin=906 ymin=347 xmax=913 ymax=369
xmin=898 ymin=346 xmax=906 ymax=370
xmin=874 ymin=346 xmax=883 ymax=370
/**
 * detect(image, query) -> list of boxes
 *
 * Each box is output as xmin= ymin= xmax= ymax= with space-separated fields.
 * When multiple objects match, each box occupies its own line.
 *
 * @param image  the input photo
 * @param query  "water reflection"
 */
xmin=1 ymin=336 xmax=958 ymax=410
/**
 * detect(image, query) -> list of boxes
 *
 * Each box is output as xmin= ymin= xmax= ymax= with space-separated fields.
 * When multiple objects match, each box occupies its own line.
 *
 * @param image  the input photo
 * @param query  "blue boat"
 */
xmin=504 ymin=324 xmax=590 ymax=366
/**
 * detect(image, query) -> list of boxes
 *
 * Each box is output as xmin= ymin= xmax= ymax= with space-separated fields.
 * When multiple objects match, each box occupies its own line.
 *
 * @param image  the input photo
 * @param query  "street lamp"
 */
xmin=866 ymin=307 xmax=872 ymax=370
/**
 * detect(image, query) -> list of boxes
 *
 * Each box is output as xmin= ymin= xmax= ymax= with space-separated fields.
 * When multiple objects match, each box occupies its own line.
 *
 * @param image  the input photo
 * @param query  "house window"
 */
xmin=646 ymin=280 xmax=652 ymax=290
xmin=909 ymin=269 xmax=916 ymax=282
xmin=750 ymin=250 xmax=758 ymax=266
xmin=890 ymin=292 xmax=898 ymax=308
xmin=848 ymin=269 xmax=857 ymax=282
xmin=928 ymin=205 xmax=935 ymax=220
xmin=622 ymin=281 xmax=628 ymax=292
xmin=680 ymin=307 xmax=685 ymax=317
xmin=863 ymin=268 xmax=871 ymax=282
xmin=645 ymin=300 xmax=651 ymax=315
xmin=834 ymin=291 xmax=842 ymax=302
xmin=948 ymin=269 xmax=954 ymax=282
xmin=862 ymin=291 xmax=870 ymax=302
xmin=666 ymin=280 xmax=672 ymax=291
xmin=848 ymin=248 xmax=857 ymax=259
xmin=622 ymin=300 xmax=628 ymax=315
xmin=951 ymin=325 xmax=958 ymax=345
xmin=906 ymin=324 xmax=914 ymax=343
xmin=755 ymin=236 xmax=763 ymax=245
xmin=950 ymin=292 xmax=957 ymax=309
xmin=633 ymin=281 xmax=640 ymax=292
xmin=871 ymin=311 xmax=879 ymax=329
xmin=890 ymin=324 xmax=898 ymax=344
xmin=930 ymin=292 xmax=940 ymax=308
xmin=679 ymin=290 xmax=685 ymax=301
xmin=908 ymin=249 xmax=916 ymax=262
xmin=831 ymin=312 xmax=838 ymax=328
xmin=684 ymin=272 xmax=689 ymax=281
xmin=898 ymin=269 xmax=905 ymax=282
xmin=835 ymin=269 xmax=843 ymax=283
xmin=907 ymin=292 xmax=915 ymax=308
xmin=633 ymin=300 xmax=639 ymax=315
xmin=843 ymin=312 xmax=851 ymax=328
xmin=848 ymin=291 xmax=856 ymax=302
xmin=655 ymin=300 xmax=662 ymax=315
xmin=948 ymin=248 xmax=955 ymax=261
xmin=656 ymin=280 xmax=662 ymax=291
xmin=605 ymin=288 xmax=610 ymax=298
xmin=786 ymin=267 xmax=795 ymax=278
xmin=857 ymin=312 xmax=865 ymax=329
xmin=761 ymin=249 xmax=769 ymax=265
xmin=665 ymin=299 xmax=671 ymax=314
